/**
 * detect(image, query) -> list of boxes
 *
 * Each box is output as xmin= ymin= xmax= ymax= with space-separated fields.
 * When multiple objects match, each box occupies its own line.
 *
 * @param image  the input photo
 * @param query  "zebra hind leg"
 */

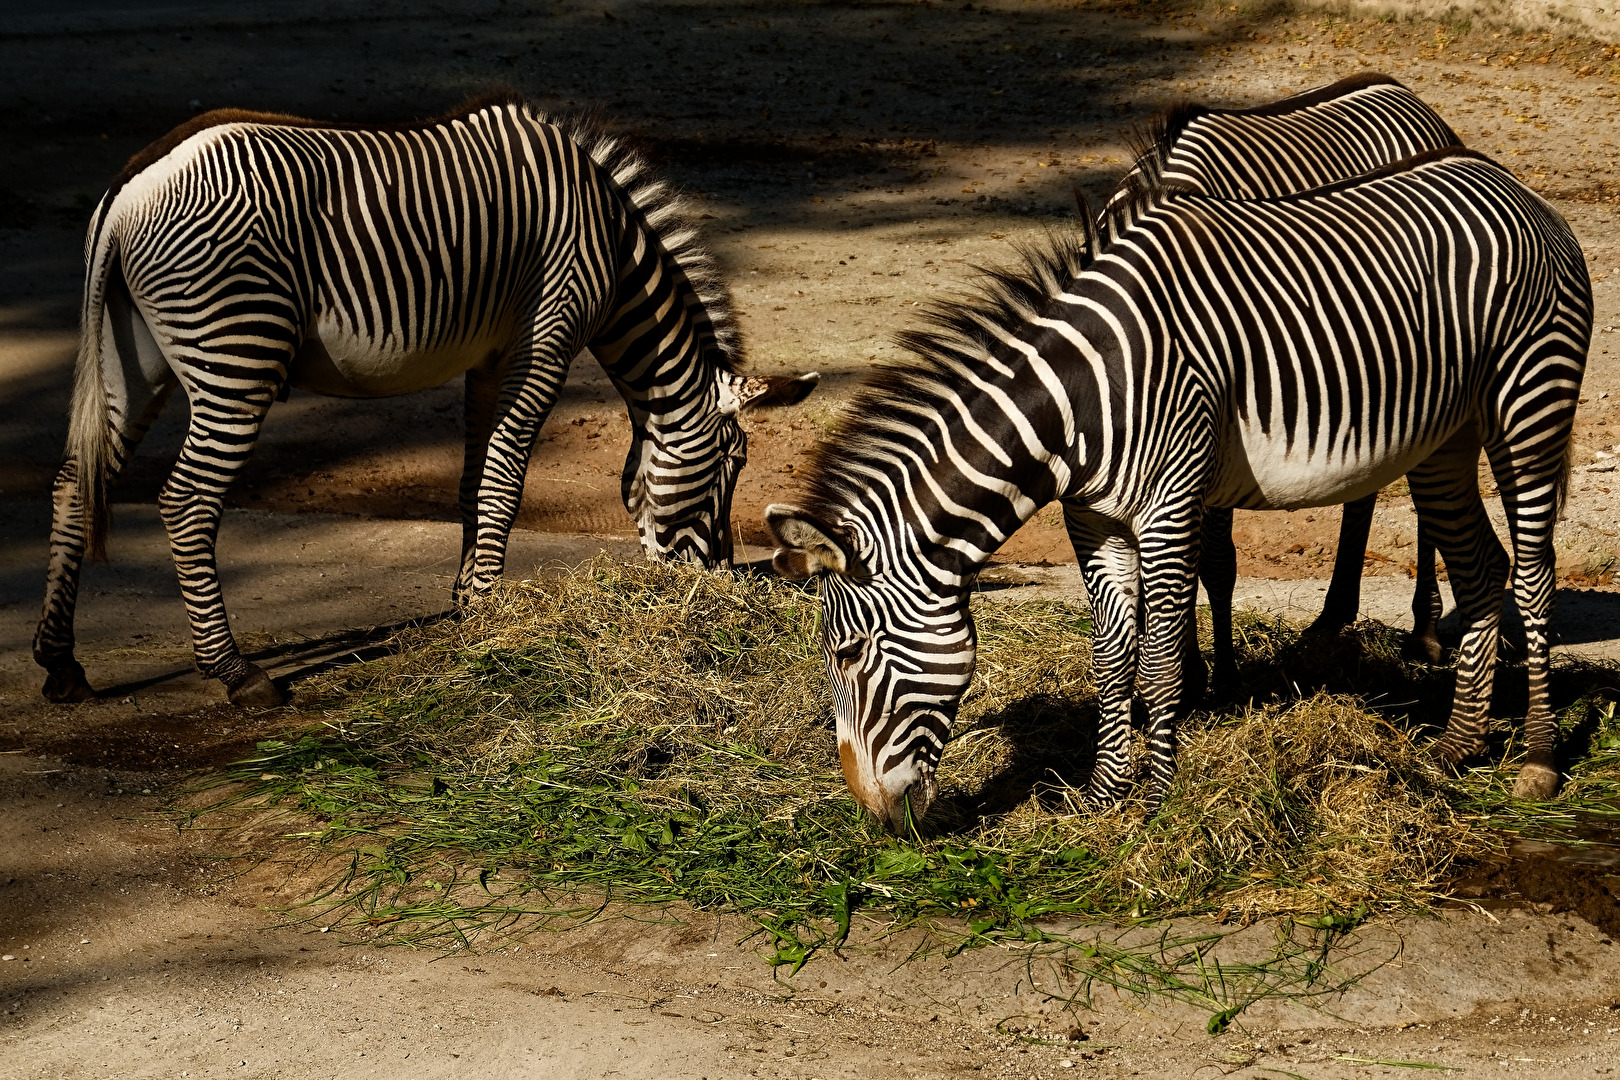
xmin=1489 ymin=443 xmax=1570 ymax=801
xmin=1407 ymin=433 xmax=1509 ymax=771
xmin=36 ymin=459 xmax=99 ymax=702
xmin=35 ymin=290 xmax=179 ymax=702
xmin=1406 ymin=524 xmax=1445 ymax=664
xmin=159 ymin=376 xmax=290 ymax=707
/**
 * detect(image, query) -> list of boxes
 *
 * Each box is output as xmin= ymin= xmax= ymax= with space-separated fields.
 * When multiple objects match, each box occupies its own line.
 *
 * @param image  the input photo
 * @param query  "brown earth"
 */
xmin=5 ymin=1 xmax=1620 ymax=1077
xmin=1 ymin=0 xmax=1617 ymax=579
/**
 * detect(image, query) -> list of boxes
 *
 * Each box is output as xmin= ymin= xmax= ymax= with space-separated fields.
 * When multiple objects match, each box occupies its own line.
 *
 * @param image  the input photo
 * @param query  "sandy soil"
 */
xmin=5 ymin=1 xmax=1620 ymax=1076
xmin=2 ymin=0 xmax=1618 ymax=576
xmin=5 ymin=544 xmax=1620 ymax=1079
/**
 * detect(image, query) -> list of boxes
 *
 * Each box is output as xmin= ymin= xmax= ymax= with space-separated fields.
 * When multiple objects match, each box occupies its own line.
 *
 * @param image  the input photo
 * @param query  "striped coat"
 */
xmin=36 ymin=94 xmax=815 ymax=706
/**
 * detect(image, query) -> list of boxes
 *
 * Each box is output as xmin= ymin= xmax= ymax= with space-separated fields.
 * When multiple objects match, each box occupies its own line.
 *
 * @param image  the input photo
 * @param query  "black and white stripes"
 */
xmin=1107 ymin=74 xmax=1463 ymax=683
xmin=772 ymin=148 xmax=1588 ymax=830
xmin=36 ymin=94 xmax=816 ymax=706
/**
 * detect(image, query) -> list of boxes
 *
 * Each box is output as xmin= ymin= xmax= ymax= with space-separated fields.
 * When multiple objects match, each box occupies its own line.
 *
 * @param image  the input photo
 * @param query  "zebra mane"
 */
xmin=111 ymin=91 xmax=742 ymax=372
xmin=793 ymin=225 xmax=1096 ymax=523
xmin=1101 ymin=103 xmax=1204 ymax=239
xmin=551 ymin=109 xmax=744 ymax=371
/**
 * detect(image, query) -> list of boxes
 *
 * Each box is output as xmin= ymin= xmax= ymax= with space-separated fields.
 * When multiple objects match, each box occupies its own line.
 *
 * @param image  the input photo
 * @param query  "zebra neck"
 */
xmin=588 ymin=225 xmax=727 ymax=429
xmin=838 ymin=358 xmax=1091 ymax=589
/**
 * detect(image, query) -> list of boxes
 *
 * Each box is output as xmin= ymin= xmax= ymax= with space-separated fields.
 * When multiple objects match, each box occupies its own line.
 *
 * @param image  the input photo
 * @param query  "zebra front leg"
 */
xmin=1198 ymin=506 xmax=1237 ymax=699
xmin=1407 ymin=524 xmax=1445 ymax=664
xmin=457 ymin=345 xmax=573 ymax=602
xmin=1310 ymin=494 xmax=1376 ymax=635
xmin=1065 ymin=506 xmax=1139 ymax=807
xmin=454 ymin=355 xmax=503 ymax=605
xmin=1137 ymin=518 xmax=1203 ymax=809
xmin=1408 ymin=434 xmax=1508 ymax=770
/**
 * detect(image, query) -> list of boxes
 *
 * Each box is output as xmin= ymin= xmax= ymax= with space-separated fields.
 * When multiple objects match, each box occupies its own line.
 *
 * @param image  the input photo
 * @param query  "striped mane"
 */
xmin=554 ymin=108 xmax=744 ymax=372
xmin=112 ymin=91 xmax=743 ymax=373
xmin=1103 ymin=101 xmax=1206 ymax=238
xmin=793 ymin=225 xmax=1096 ymax=523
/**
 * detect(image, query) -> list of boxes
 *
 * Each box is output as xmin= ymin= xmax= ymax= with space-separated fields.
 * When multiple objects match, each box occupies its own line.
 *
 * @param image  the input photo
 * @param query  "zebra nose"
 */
xmin=881 ymin=778 xmax=935 ymax=836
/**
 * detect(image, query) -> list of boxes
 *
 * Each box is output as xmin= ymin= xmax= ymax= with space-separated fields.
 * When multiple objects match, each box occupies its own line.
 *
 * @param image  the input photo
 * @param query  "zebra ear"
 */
xmin=765 ymin=503 xmax=855 ymax=579
xmin=729 ymin=372 xmax=820 ymax=412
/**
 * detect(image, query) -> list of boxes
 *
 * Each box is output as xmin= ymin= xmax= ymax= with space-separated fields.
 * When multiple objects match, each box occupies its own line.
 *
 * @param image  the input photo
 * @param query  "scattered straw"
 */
xmin=185 ymin=558 xmax=1620 ymax=1024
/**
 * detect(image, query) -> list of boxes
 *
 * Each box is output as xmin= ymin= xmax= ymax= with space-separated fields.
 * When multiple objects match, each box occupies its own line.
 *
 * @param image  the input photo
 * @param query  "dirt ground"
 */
xmin=5 ymin=0 xmax=1620 ymax=1076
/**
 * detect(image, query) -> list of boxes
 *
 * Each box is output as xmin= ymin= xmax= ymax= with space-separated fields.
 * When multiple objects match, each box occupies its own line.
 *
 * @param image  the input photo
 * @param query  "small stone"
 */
xmin=1 ymin=956 xmax=13 ymax=962
xmin=1060 ymin=1061 xmax=1075 ymax=1069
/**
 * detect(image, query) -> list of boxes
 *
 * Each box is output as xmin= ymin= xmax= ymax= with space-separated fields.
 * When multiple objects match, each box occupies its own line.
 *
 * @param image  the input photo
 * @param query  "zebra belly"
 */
xmin=1206 ymin=422 xmax=1451 ymax=511
xmin=289 ymin=323 xmax=505 ymax=398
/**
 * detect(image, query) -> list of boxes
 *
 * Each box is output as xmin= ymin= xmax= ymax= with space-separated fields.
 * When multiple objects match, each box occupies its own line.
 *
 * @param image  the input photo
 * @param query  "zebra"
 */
xmin=1106 ymin=72 xmax=1462 ymax=688
xmin=768 ymin=147 xmax=1589 ymax=831
xmin=34 ymin=92 xmax=817 ymax=708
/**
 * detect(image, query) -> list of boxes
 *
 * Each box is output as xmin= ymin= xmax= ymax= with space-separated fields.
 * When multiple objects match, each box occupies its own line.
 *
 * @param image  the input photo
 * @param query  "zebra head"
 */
xmin=623 ymin=372 xmax=820 ymax=567
xmin=766 ymin=503 xmax=976 ymax=833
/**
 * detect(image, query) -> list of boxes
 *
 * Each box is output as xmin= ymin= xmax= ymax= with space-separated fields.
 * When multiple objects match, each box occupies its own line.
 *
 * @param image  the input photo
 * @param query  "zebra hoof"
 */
xmin=1302 ymin=615 xmax=1351 ymax=639
xmin=225 ymin=666 xmax=286 ymax=708
xmin=1404 ymin=633 xmax=1445 ymax=665
xmin=1511 ymin=762 xmax=1560 ymax=801
xmin=1427 ymin=738 xmax=1485 ymax=775
xmin=41 ymin=661 xmax=96 ymax=703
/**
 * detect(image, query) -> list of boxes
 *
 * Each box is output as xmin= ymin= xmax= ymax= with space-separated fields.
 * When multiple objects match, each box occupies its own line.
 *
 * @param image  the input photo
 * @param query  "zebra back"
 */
xmin=1103 ymin=74 xmax=1460 ymax=240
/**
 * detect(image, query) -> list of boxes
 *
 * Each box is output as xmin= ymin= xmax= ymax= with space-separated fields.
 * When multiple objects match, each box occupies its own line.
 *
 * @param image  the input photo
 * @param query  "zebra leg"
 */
xmin=35 ymin=277 xmax=178 ymax=702
xmin=455 ymin=342 xmax=575 ymax=603
xmin=1198 ymin=506 xmax=1237 ymax=699
xmin=1488 ymin=443 xmax=1568 ymax=801
xmin=1407 ymin=523 xmax=1445 ymax=664
xmin=1064 ymin=505 xmax=1139 ymax=807
xmin=1137 ymin=513 xmax=1203 ymax=809
xmin=35 ymin=460 xmax=99 ymax=702
xmin=1310 ymin=494 xmax=1375 ymax=635
xmin=1408 ymin=433 xmax=1509 ymax=770
xmin=159 ymin=377 xmax=289 ymax=707
xmin=454 ymin=355 xmax=503 ymax=604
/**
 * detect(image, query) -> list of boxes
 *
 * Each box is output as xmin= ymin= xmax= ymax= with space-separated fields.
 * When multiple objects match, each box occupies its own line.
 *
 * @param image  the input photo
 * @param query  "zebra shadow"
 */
xmin=928 ymin=694 xmax=1102 ymax=837
xmin=926 ymin=608 xmax=1620 ymax=837
xmin=93 ymin=609 xmax=457 ymax=702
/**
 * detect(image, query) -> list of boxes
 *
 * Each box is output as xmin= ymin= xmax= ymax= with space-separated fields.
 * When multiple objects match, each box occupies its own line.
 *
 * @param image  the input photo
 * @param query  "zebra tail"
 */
xmin=68 ymin=198 xmax=119 ymax=562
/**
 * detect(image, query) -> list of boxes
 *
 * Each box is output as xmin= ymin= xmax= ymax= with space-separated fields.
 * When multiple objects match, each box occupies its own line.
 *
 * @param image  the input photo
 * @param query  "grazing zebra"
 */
xmin=35 ymin=93 xmax=817 ymax=708
xmin=769 ymin=148 xmax=1588 ymax=830
xmin=1106 ymin=72 xmax=1461 ymax=686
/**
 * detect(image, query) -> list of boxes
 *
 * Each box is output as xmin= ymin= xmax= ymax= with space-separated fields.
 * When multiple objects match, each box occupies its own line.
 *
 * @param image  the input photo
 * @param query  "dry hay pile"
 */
xmin=262 ymin=557 xmax=1499 ymax=926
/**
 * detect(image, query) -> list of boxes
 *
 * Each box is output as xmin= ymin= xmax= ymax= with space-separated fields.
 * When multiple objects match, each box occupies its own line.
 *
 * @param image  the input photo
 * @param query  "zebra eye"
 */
xmin=833 ymin=640 xmax=865 ymax=664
